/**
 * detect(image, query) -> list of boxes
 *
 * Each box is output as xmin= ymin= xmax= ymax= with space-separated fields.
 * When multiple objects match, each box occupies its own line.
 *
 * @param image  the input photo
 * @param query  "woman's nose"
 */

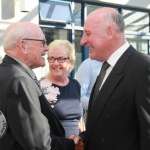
xmin=53 ymin=59 xmax=59 ymax=64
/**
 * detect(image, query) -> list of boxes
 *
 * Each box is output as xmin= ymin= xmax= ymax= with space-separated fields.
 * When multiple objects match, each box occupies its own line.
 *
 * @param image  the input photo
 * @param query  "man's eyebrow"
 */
xmin=84 ymin=30 xmax=90 ymax=33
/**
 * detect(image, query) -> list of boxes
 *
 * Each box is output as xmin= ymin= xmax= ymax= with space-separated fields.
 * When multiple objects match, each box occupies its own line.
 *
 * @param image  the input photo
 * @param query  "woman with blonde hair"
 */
xmin=39 ymin=39 xmax=84 ymax=138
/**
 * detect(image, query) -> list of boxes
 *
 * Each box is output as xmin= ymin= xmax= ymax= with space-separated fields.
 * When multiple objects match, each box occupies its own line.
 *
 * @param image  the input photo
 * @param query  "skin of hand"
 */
xmin=75 ymin=141 xmax=84 ymax=150
xmin=70 ymin=135 xmax=84 ymax=150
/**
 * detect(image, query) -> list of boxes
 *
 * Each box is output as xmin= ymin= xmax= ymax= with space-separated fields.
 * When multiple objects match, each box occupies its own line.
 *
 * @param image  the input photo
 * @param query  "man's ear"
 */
xmin=18 ymin=40 xmax=27 ymax=54
xmin=106 ymin=25 xmax=115 ymax=39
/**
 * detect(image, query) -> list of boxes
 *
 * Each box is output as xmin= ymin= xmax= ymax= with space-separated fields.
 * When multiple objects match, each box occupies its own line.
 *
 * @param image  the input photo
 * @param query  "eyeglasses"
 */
xmin=23 ymin=38 xmax=46 ymax=47
xmin=47 ymin=57 xmax=69 ymax=63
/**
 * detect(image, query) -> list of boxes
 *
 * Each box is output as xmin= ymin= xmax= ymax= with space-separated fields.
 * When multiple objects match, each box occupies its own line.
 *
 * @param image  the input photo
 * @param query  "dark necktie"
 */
xmin=92 ymin=61 xmax=110 ymax=104
xmin=34 ymin=76 xmax=41 ymax=89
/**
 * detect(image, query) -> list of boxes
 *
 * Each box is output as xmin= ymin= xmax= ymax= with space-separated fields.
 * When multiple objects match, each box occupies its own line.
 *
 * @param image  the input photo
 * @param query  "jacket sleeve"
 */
xmin=50 ymin=133 xmax=74 ymax=150
xmin=135 ymin=64 xmax=150 ymax=150
xmin=7 ymin=76 xmax=74 ymax=150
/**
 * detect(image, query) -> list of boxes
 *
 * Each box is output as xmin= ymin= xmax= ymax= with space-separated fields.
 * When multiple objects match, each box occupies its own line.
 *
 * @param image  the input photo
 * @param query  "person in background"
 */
xmin=0 ymin=22 xmax=84 ymax=150
xmin=76 ymin=58 xmax=102 ymax=110
xmin=72 ymin=7 xmax=150 ymax=150
xmin=39 ymin=39 xmax=84 ymax=138
xmin=76 ymin=58 xmax=102 ymax=123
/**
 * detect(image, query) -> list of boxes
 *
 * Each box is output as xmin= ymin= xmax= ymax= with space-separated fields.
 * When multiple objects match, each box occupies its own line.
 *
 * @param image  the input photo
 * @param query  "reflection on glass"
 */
xmin=123 ymin=9 xmax=149 ymax=33
xmin=127 ymin=38 xmax=148 ymax=54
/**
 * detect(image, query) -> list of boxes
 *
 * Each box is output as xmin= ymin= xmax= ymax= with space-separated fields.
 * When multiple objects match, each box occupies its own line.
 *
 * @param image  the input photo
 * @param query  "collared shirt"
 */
xmin=6 ymin=54 xmax=36 ymax=80
xmin=100 ymin=41 xmax=130 ymax=89
xmin=76 ymin=58 xmax=102 ymax=110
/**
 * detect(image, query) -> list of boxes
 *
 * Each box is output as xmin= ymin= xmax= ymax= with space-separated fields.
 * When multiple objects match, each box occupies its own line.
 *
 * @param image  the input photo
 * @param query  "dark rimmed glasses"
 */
xmin=47 ymin=57 xmax=69 ymax=63
xmin=23 ymin=38 xmax=46 ymax=47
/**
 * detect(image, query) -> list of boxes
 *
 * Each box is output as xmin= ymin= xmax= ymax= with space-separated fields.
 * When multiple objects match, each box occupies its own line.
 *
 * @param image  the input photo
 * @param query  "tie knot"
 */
xmin=102 ymin=61 xmax=110 ymax=71
xmin=34 ymin=76 xmax=41 ymax=89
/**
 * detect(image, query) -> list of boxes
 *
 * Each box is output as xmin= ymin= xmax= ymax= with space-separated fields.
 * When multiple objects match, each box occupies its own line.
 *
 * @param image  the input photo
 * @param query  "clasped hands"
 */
xmin=70 ymin=135 xmax=84 ymax=150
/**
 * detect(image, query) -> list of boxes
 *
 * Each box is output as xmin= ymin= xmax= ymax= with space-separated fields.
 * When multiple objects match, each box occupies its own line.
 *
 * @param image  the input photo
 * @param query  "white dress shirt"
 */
xmin=100 ymin=41 xmax=130 ymax=89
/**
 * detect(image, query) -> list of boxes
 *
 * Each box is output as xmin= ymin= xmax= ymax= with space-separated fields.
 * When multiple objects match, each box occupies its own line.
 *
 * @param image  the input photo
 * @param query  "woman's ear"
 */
xmin=68 ymin=60 xmax=73 ymax=72
xmin=70 ymin=60 xmax=73 ymax=67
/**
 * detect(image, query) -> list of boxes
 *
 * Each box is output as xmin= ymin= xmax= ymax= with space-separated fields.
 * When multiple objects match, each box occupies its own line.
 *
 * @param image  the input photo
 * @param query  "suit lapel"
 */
xmin=86 ymin=46 xmax=135 ymax=142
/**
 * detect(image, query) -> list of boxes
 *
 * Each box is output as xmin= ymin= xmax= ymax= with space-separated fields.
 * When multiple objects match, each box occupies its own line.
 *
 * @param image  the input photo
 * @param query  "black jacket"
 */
xmin=80 ymin=45 xmax=150 ymax=150
xmin=0 ymin=55 xmax=74 ymax=150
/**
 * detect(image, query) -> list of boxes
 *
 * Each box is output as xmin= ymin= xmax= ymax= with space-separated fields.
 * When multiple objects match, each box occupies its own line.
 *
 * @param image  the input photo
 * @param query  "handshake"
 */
xmin=70 ymin=135 xmax=84 ymax=150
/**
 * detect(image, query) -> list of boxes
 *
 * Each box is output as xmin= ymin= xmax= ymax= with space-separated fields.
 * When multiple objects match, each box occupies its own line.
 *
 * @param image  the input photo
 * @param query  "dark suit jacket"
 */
xmin=0 ymin=55 xmax=74 ymax=150
xmin=80 ymin=45 xmax=150 ymax=150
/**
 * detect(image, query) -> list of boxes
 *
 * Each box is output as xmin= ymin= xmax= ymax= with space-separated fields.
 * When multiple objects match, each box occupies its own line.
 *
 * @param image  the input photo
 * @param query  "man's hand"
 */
xmin=75 ymin=141 xmax=84 ymax=150
xmin=70 ymin=135 xmax=84 ymax=150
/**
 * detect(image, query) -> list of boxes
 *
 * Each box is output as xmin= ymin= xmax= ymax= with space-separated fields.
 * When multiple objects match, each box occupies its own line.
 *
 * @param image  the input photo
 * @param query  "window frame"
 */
xmin=39 ymin=0 xmax=75 ymax=24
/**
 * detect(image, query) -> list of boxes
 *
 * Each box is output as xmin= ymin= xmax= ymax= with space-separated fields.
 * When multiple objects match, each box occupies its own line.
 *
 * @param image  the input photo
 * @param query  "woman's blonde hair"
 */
xmin=48 ymin=39 xmax=76 ymax=72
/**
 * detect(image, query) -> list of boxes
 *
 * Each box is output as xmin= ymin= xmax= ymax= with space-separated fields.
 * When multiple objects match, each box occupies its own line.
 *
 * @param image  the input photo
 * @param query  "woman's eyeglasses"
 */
xmin=47 ymin=57 xmax=69 ymax=63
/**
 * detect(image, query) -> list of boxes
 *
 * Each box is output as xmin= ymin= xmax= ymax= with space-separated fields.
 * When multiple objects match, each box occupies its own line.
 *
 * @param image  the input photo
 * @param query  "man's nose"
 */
xmin=80 ymin=35 xmax=87 ymax=46
xmin=44 ymin=44 xmax=49 ymax=51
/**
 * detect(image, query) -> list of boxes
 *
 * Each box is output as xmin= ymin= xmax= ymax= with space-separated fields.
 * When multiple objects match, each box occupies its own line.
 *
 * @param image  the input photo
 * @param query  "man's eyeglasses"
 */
xmin=23 ymin=38 xmax=46 ymax=47
xmin=47 ymin=57 xmax=69 ymax=63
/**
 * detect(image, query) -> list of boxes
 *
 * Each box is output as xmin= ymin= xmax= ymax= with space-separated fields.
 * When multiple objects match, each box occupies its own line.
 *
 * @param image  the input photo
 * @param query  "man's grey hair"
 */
xmin=111 ymin=11 xmax=125 ymax=33
xmin=107 ymin=11 xmax=125 ymax=33
xmin=2 ymin=25 xmax=29 ymax=50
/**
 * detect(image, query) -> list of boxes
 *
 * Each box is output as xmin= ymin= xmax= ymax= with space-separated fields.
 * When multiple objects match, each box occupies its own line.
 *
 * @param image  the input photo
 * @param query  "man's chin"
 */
xmin=40 ymin=63 xmax=46 ymax=67
xmin=89 ymin=55 xmax=95 ymax=60
xmin=40 ymin=59 xmax=46 ymax=67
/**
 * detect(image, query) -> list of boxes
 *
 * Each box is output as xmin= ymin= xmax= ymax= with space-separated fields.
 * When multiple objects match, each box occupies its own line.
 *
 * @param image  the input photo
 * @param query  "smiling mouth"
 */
xmin=41 ymin=52 xmax=46 ymax=56
xmin=53 ymin=68 xmax=61 ymax=70
xmin=88 ymin=47 xmax=93 ymax=50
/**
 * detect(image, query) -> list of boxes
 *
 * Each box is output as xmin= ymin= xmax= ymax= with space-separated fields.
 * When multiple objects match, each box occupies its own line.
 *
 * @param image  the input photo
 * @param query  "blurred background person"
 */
xmin=76 ymin=58 xmax=102 ymax=123
xmin=39 ymin=39 xmax=84 ymax=138
xmin=76 ymin=58 xmax=102 ymax=110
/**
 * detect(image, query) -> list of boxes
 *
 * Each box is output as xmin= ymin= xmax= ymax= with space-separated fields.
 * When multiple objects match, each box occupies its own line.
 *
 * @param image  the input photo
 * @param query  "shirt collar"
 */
xmin=107 ymin=41 xmax=130 ymax=67
xmin=6 ymin=54 xmax=36 ymax=79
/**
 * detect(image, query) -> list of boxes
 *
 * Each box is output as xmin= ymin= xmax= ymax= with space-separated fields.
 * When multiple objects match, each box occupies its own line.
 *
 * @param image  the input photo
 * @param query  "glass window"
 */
xmin=123 ymin=9 xmax=149 ymax=33
xmin=87 ymin=4 xmax=101 ymax=16
xmin=41 ymin=27 xmax=69 ymax=45
xmin=127 ymin=38 xmax=148 ymax=54
xmin=86 ymin=5 xmax=117 ymax=16
xmin=39 ymin=0 xmax=74 ymax=24
xmin=74 ymin=30 xmax=82 ymax=77
xmin=73 ymin=3 xmax=81 ymax=26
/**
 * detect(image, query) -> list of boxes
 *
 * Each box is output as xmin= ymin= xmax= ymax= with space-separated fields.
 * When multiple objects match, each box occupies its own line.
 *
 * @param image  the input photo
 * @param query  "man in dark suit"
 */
xmin=72 ymin=7 xmax=150 ymax=150
xmin=0 ymin=22 xmax=84 ymax=150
